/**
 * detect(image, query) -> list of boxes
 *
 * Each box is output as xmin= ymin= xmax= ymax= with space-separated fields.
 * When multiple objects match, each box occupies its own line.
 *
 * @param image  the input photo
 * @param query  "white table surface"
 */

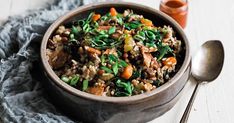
xmin=0 ymin=0 xmax=233 ymax=123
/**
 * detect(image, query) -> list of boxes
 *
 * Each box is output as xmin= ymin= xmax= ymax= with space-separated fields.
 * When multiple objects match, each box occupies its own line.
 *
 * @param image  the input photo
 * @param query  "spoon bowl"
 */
xmin=192 ymin=40 xmax=224 ymax=82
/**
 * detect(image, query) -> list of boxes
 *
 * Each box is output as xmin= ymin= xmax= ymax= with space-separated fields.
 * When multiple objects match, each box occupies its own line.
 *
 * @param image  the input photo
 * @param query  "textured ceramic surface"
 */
xmin=40 ymin=2 xmax=191 ymax=123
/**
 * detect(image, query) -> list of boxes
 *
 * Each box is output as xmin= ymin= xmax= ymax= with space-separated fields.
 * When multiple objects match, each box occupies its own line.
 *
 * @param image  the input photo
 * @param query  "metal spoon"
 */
xmin=180 ymin=40 xmax=224 ymax=123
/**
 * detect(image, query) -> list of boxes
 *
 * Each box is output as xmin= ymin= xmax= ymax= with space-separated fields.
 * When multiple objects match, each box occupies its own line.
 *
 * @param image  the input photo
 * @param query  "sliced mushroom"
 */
xmin=103 ymin=48 xmax=118 ymax=56
xmin=100 ymin=73 xmax=114 ymax=81
xmin=123 ymin=9 xmax=131 ymax=17
xmin=151 ymin=58 xmax=160 ymax=69
xmin=89 ymin=53 xmax=101 ymax=66
xmin=142 ymin=52 xmax=152 ymax=68
xmin=143 ymin=83 xmax=153 ymax=92
xmin=47 ymin=39 xmax=56 ymax=50
xmin=98 ymin=26 xmax=111 ymax=30
xmin=111 ymin=32 xmax=122 ymax=39
xmin=48 ymin=45 xmax=69 ymax=69
xmin=82 ymin=65 xmax=97 ymax=80
xmin=139 ymin=43 xmax=160 ymax=68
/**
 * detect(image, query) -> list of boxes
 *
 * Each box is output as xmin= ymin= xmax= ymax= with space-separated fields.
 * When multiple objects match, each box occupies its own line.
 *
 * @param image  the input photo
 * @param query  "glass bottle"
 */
xmin=160 ymin=0 xmax=188 ymax=28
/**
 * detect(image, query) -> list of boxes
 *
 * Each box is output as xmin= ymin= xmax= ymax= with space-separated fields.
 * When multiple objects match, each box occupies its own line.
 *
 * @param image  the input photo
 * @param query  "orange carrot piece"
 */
xmin=92 ymin=14 xmax=101 ymax=21
xmin=121 ymin=65 xmax=133 ymax=79
xmin=85 ymin=46 xmax=101 ymax=55
xmin=87 ymin=86 xmax=104 ymax=96
xmin=141 ymin=19 xmax=153 ymax=26
xmin=110 ymin=7 xmax=118 ymax=16
xmin=162 ymin=57 xmax=177 ymax=67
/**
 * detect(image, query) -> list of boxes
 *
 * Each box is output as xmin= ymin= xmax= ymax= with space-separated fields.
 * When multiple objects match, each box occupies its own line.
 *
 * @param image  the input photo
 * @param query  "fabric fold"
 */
xmin=0 ymin=0 xmax=105 ymax=122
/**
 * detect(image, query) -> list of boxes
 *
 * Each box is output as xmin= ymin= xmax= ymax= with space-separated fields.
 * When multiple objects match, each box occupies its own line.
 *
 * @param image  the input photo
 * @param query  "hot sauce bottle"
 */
xmin=160 ymin=0 xmax=188 ymax=28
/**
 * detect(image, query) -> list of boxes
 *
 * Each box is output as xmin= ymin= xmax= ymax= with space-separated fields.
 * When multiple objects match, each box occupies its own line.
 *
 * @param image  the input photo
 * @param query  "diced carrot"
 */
xmin=162 ymin=57 xmax=177 ymax=67
xmin=87 ymin=86 xmax=104 ymax=96
xmin=85 ymin=46 xmax=101 ymax=55
xmin=141 ymin=18 xmax=153 ymax=26
xmin=110 ymin=7 xmax=118 ymax=16
xmin=121 ymin=65 xmax=133 ymax=79
xmin=92 ymin=14 xmax=101 ymax=21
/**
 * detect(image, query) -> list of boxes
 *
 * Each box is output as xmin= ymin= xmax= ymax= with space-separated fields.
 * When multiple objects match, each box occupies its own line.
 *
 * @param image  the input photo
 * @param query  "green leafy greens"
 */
xmin=115 ymin=79 xmax=133 ymax=96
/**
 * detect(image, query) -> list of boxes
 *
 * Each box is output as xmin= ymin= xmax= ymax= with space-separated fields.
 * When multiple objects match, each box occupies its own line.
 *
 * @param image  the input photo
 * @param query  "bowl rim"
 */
xmin=40 ymin=1 xmax=191 ymax=103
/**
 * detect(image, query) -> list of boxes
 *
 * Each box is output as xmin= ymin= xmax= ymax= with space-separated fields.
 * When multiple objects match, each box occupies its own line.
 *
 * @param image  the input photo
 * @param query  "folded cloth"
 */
xmin=0 ymin=0 xmax=107 ymax=122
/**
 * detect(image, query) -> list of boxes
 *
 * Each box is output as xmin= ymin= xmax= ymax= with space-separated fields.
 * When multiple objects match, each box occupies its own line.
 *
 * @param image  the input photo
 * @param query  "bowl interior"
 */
xmin=41 ymin=2 xmax=190 ymax=103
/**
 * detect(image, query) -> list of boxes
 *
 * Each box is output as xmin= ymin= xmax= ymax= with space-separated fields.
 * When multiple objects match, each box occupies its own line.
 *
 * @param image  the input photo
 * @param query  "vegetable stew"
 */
xmin=46 ymin=8 xmax=182 ymax=97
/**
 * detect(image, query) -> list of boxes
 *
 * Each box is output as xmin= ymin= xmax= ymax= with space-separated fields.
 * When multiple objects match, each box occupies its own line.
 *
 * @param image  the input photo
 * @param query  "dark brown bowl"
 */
xmin=40 ymin=2 xmax=191 ymax=123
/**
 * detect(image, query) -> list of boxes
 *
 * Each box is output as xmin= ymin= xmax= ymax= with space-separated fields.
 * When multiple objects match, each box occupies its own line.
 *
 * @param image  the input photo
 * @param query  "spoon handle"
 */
xmin=180 ymin=82 xmax=202 ymax=123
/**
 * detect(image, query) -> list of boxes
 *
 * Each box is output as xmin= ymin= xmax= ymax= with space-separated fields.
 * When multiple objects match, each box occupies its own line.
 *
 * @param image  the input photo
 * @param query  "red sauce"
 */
xmin=160 ymin=0 xmax=188 ymax=28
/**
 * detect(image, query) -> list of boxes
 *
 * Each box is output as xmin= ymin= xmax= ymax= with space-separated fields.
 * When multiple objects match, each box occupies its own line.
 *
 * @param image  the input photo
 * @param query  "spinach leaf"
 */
xmin=131 ymin=71 xmax=141 ymax=79
xmin=108 ymin=54 xmax=118 ymax=63
xmin=83 ymin=23 xmax=90 ymax=33
xmin=116 ymin=15 xmax=123 ymax=25
xmin=115 ymin=79 xmax=133 ymax=96
xmin=61 ymin=76 xmax=70 ymax=83
xmin=85 ymin=12 xmax=94 ymax=24
xmin=78 ymin=20 xmax=85 ymax=26
xmin=98 ymin=30 xmax=107 ymax=35
xmin=119 ymin=60 xmax=128 ymax=67
xmin=145 ymin=30 xmax=156 ymax=40
xmin=70 ymin=75 xmax=79 ymax=86
xmin=93 ymin=39 xmax=107 ymax=46
xmin=101 ymin=55 xmax=106 ymax=65
xmin=71 ymin=26 xmax=79 ymax=35
xmin=113 ymin=62 xmax=119 ymax=75
xmin=98 ymin=34 xmax=109 ymax=39
xmin=146 ymin=42 xmax=157 ymax=48
xmin=125 ymin=21 xmax=142 ymax=30
xmin=117 ymin=49 xmax=123 ymax=57
xmin=157 ymin=43 xmax=173 ymax=61
xmin=108 ymin=26 xmax=116 ymax=34
xmin=155 ymin=30 xmax=163 ymax=41
xmin=134 ymin=35 xmax=144 ymax=41
xmin=82 ymin=80 xmax=89 ymax=91
xmin=115 ymin=91 xmax=131 ymax=97
xmin=134 ymin=31 xmax=146 ymax=41
xmin=100 ymin=13 xmax=111 ymax=21
xmin=101 ymin=66 xmax=113 ymax=73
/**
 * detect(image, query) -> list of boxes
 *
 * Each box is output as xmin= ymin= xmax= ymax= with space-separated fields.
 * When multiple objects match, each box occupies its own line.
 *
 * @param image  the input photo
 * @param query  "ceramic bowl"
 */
xmin=40 ymin=2 xmax=191 ymax=123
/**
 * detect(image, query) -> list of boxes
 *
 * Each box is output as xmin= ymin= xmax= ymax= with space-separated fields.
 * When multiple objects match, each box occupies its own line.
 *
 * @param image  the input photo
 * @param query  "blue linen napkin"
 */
xmin=0 ymin=0 xmax=106 ymax=122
